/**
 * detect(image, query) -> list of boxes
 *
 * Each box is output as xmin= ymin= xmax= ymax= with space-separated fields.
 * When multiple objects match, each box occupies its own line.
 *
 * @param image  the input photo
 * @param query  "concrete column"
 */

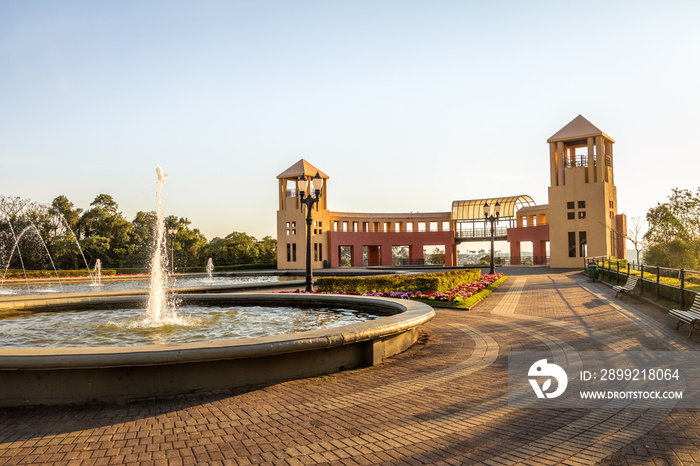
xmin=595 ymin=136 xmax=604 ymax=183
xmin=352 ymin=244 xmax=363 ymax=267
xmin=445 ymin=244 xmax=454 ymax=267
xmin=604 ymin=139 xmax=613 ymax=183
xmin=381 ymin=245 xmax=392 ymax=267
xmin=587 ymin=137 xmax=595 ymax=183
xmin=557 ymin=142 xmax=565 ymax=185
xmin=549 ymin=143 xmax=558 ymax=186
xmin=510 ymin=242 xmax=521 ymax=265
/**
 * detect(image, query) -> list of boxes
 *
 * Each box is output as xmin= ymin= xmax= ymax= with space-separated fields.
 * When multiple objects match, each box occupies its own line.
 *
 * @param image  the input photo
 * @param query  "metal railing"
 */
xmin=455 ymin=227 xmax=508 ymax=239
xmin=584 ymin=256 xmax=699 ymax=310
xmin=564 ymin=155 xmax=588 ymax=168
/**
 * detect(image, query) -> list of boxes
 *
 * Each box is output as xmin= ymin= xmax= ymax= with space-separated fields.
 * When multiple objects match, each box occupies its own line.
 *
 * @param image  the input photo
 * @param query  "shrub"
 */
xmin=316 ymin=269 xmax=481 ymax=294
xmin=1 ymin=269 xmax=117 ymax=279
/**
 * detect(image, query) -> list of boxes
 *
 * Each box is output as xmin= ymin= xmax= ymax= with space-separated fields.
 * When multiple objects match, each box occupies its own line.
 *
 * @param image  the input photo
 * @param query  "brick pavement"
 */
xmin=1 ymin=269 xmax=699 ymax=465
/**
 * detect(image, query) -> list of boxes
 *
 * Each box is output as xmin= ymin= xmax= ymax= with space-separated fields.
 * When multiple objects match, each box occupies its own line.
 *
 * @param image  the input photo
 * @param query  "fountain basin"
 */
xmin=0 ymin=293 xmax=434 ymax=406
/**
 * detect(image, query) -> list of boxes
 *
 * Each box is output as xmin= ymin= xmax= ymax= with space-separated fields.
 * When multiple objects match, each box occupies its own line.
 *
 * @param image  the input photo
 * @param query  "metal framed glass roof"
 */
xmin=451 ymin=195 xmax=536 ymax=221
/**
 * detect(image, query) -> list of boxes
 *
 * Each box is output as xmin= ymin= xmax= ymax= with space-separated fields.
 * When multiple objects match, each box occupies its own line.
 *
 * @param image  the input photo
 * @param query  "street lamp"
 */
xmin=167 ymin=228 xmax=177 ymax=274
xmin=298 ymin=171 xmax=324 ymax=292
xmin=483 ymin=201 xmax=501 ymax=274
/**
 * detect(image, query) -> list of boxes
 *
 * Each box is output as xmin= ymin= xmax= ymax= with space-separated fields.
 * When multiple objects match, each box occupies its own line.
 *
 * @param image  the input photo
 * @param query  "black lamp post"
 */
xmin=483 ymin=201 xmax=501 ymax=274
xmin=298 ymin=171 xmax=323 ymax=292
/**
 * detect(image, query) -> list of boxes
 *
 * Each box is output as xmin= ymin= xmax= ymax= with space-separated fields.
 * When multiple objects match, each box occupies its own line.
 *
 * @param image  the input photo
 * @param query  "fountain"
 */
xmin=145 ymin=166 xmax=171 ymax=323
xmin=206 ymin=257 xmax=214 ymax=281
xmin=0 ymin=223 xmax=64 ymax=294
xmin=0 ymin=167 xmax=435 ymax=406
xmin=92 ymin=259 xmax=102 ymax=286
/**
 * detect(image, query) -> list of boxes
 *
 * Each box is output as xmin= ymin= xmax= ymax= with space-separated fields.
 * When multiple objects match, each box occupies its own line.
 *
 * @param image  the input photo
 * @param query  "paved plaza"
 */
xmin=1 ymin=269 xmax=699 ymax=465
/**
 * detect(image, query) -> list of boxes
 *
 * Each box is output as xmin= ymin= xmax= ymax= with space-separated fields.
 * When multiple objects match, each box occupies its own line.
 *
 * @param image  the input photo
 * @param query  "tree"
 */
xmin=255 ymin=236 xmax=277 ymax=264
xmin=164 ymin=216 xmax=208 ymax=268
xmin=204 ymin=231 xmax=259 ymax=265
xmin=78 ymin=195 xmax=133 ymax=267
xmin=643 ymin=188 xmax=700 ymax=269
xmin=426 ymin=247 xmax=445 ymax=265
xmin=644 ymin=239 xmax=698 ymax=270
xmin=626 ymin=216 xmax=646 ymax=265
xmin=50 ymin=195 xmax=82 ymax=233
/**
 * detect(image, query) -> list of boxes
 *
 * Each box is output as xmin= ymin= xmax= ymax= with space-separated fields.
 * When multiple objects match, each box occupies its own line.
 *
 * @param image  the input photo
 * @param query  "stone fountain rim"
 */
xmin=0 ymin=292 xmax=435 ymax=370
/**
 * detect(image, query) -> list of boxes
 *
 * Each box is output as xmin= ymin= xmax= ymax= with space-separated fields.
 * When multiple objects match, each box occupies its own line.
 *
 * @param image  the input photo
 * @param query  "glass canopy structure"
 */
xmin=451 ymin=195 xmax=536 ymax=241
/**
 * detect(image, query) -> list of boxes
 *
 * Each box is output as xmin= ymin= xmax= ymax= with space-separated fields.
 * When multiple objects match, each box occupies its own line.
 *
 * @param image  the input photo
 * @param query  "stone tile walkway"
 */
xmin=1 ymin=269 xmax=699 ymax=465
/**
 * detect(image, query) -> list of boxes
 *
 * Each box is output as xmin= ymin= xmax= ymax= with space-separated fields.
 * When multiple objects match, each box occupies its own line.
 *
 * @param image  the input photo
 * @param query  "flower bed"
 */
xmin=286 ymin=273 xmax=505 ymax=304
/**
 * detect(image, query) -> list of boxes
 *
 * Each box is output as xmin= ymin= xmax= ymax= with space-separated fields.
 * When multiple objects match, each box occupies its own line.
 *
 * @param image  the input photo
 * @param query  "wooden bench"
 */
xmin=669 ymin=294 xmax=700 ymax=338
xmin=612 ymin=276 xmax=638 ymax=299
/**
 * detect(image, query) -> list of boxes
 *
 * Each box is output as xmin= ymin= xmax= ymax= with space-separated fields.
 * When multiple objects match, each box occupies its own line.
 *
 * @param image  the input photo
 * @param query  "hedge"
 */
xmin=1 ymin=269 xmax=117 ymax=279
xmin=316 ymin=269 xmax=481 ymax=294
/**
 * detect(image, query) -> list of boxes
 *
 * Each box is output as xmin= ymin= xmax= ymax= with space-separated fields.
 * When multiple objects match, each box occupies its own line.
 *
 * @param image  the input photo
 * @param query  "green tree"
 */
xmin=78 ymin=195 xmax=133 ymax=267
xmin=164 ymin=216 xmax=208 ymax=268
xmin=50 ymin=195 xmax=82 ymax=233
xmin=644 ymin=188 xmax=700 ymax=269
xmin=204 ymin=231 xmax=259 ymax=265
xmin=644 ymin=239 xmax=698 ymax=270
xmin=254 ymin=236 xmax=277 ymax=264
xmin=426 ymin=247 xmax=445 ymax=265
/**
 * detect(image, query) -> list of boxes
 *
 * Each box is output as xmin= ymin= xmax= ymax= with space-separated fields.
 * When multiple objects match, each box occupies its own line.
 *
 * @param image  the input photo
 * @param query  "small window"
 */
xmin=291 ymin=222 xmax=296 ymax=228
xmin=578 ymin=201 xmax=586 ymax=208
xmin=567 ymin=202 xmax=575 ymax=209
xmin=578 ymin=211 xmax=586 ymax=219
xmin=567 ymin=212 xmax=575 ymax=220
xmin=286 ymin=229 xmax=290 ymax=235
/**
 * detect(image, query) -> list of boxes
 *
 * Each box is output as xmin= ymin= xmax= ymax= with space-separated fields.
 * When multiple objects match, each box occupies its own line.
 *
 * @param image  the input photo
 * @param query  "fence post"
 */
xmin=680 ymin=269 xmax=685 ymax=309
xmin=656 ymin=266 xmax=661 ymax=300
xmin=627 ymin=262 xmax=630 ymax=277
xmin=608 ymin=260 xmax=611 ymax=281
xmin=640 ymin=264 xmax=644 ymax=296
xmin=616 ymin=262 xmax=620 ymax=285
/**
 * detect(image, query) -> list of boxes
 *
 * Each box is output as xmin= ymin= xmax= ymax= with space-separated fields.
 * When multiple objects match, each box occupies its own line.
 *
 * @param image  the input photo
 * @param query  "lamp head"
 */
xmin=297 ymin=175 xmax=309 ymax=195
xmin=312 ymin=171 xmax=323 ymax=192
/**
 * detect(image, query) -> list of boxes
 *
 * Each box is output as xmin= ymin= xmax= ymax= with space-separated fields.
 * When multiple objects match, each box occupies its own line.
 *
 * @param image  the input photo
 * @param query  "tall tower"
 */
xmin=276 ymin=159 xmax=330 ymax=270
xmin=547 ymin=115 xmax=625 ymax=268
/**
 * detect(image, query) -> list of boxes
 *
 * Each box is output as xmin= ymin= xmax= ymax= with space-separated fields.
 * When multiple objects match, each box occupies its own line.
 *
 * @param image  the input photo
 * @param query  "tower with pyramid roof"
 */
xmin=276 ymin=159 xmax=330 ymax=270
xmin=547 ymin=115 xmax=626 ymax=268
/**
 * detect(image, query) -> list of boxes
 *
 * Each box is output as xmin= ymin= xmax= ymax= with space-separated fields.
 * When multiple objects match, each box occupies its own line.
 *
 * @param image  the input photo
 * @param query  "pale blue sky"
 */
xmin=2 ymin=1 xmax=699 ymax=245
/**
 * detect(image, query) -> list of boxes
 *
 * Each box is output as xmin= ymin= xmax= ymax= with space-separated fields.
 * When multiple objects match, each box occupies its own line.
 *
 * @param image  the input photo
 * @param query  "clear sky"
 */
xmin=2 ymin=1 xmax=699 ymax=245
